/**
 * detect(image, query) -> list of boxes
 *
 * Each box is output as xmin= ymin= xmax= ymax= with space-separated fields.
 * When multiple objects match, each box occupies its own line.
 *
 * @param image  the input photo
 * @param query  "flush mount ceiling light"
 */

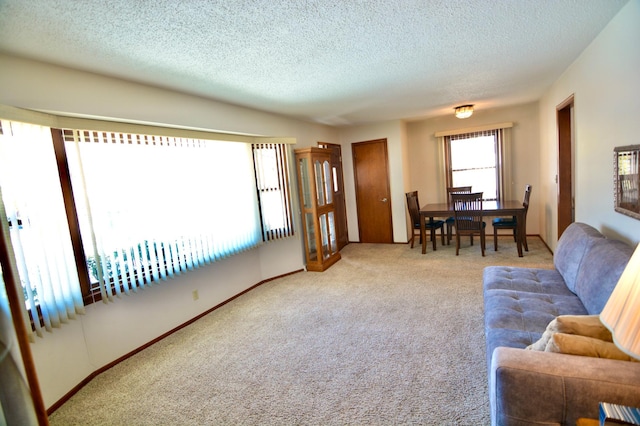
xmin=454 ymin=104 xmax=474 ymax=119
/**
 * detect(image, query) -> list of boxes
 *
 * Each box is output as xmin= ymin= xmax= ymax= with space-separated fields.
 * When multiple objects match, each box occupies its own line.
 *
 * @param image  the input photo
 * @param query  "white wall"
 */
xmin=538 ymin=0 xmax=640 ymax=250
xmin=338 ymin=120 xmax=409 ymax=243
xmin=405 ymin=102 xmax=541 ymax=237
xmin=0 ymin=54 xmax=339 ymax=408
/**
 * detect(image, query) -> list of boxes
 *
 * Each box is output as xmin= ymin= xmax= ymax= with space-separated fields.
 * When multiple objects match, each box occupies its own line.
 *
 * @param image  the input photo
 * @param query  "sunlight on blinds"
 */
xmin=449 ymin=131 xmax=499 ymax=201
xmin=65 ymin=130 xmax=262 ymax=301
xmin=0 ymin=121 xmax=84 ymax=338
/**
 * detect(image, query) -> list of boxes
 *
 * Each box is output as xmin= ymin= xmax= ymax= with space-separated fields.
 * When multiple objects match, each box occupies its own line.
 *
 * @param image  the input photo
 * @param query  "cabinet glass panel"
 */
xmin=299 ymin=158 xmax=312 ymax=209
xmin=314 ymin=160 xmax=325 ymax=206
xmin=305 ymin=212 xmax=317 ymax=261
xmin=319 ymin=213 xmax=329 ymax=259
xmin=328 ymin=211 xmax=337 ymax=254
xmin=323 ymin=160 xmax=333 ymax=204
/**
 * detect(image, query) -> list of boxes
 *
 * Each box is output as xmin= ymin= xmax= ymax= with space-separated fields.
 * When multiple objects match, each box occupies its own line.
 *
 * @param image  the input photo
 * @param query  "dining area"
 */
xmin=406 ymin=185 xmax=532 ymax=257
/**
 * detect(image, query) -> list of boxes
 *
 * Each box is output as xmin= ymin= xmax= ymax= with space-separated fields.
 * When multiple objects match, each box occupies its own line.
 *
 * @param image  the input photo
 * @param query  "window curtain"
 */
xmin=0 ymin=121 xmax=84 ymax=339
xmin=64 ymin=130 xmax=262 ymax=301
xmin=253 ymin=143 xmax=294 ymax=241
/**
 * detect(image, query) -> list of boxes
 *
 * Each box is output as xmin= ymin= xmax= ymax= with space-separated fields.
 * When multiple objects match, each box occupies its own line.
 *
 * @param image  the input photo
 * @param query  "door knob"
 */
xmin=381 ymin=198 xmax=388 ymax=202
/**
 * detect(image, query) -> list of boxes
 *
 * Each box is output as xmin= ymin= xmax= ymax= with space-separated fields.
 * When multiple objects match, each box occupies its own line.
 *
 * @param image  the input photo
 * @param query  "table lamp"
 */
xmin=598 ymin=243 xmax=640 ymax=425
xmin=600 ymin=243 xmax=640 ymax=361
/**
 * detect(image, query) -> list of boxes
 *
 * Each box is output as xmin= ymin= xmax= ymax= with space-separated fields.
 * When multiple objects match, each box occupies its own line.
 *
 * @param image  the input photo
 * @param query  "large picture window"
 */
xmin=63 ymin=129 xmax=263 ymax=302
xmin=0 ymin=118 xmax=295 ymax=337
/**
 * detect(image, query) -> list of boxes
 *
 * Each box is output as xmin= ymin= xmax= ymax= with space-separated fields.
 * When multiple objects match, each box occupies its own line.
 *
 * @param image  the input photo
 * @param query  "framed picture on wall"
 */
xmin=614 ymin=145 xmax=640 ymax=220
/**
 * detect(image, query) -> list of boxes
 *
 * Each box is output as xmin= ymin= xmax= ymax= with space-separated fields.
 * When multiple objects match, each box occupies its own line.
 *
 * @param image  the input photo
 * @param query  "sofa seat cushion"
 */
xmin=483 ymin=266 xmax=573 ymax=295
xmin=484 ymin=290 xmax=588 ymax=332
xmin=483 ymin=288 xmax=588 ymax=368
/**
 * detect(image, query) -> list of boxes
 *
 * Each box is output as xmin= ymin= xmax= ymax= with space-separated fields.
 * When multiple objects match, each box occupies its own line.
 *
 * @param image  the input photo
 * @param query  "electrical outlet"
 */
xmin=192 ymin=290 xmax=199 ymax=301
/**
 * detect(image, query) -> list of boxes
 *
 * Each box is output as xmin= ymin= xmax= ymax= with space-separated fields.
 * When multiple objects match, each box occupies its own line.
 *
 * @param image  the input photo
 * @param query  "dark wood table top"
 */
xmin=420 ymin=199 xmax=524 ymax=216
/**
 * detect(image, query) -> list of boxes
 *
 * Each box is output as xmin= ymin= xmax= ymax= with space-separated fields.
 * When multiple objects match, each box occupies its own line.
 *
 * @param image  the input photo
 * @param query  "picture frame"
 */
xmin=614 ymin=145 xmax=640 ymax=220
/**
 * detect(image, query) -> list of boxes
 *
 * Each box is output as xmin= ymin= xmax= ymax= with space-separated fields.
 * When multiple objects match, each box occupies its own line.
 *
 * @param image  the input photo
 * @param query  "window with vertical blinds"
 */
xmin=444 ymin=129 xmax=506 ymax=201
xmin=63 ymin=129 xmax=263 ymax=301
xmin=252 ymin=143 xmax=294 ymax=241
xmin=0 ymin=117 xmax=295 ymax=338
xmin=0 ymin=121 xmax=84 ymax=338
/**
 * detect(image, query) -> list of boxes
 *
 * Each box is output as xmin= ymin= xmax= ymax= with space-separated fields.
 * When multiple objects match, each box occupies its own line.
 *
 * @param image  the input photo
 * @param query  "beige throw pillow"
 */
xmin=526 ymin=315 xmax=612 ymax=351
xmin=545 ymin=333 xmax=638 ymax=362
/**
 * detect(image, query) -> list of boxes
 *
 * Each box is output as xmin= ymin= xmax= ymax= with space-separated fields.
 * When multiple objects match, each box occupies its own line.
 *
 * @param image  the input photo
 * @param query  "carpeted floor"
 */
xmin=49 ymin=237 xmax=554 ymax=425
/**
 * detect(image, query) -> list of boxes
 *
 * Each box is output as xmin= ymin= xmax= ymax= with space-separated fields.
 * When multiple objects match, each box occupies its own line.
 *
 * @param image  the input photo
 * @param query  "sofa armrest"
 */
xmin=490 ymin=347 xmax=640 ymax=426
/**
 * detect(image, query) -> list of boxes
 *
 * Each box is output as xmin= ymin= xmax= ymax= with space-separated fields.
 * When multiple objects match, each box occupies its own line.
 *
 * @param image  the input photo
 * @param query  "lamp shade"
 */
xmin=454 ymin=105 xmax=474 ymax=119
xmin=600 ymin=243 xmax=640 ymax=360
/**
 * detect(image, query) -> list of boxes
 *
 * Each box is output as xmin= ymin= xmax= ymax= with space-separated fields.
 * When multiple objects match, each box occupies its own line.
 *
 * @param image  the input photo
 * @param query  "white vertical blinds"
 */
xmin=253 ymin=143 xmax=294 ymax=241
xmin=0 ymin=121 xmax=84 ymax=338
xmin=64 ymin=130 xmax=262 ymax=301
xmin=443 ymin=127 xmax=511 ymax=202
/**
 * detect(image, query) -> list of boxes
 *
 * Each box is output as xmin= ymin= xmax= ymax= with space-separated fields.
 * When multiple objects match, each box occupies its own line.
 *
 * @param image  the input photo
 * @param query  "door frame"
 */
xmin=557 ymin=95 xmax=575 ymax=239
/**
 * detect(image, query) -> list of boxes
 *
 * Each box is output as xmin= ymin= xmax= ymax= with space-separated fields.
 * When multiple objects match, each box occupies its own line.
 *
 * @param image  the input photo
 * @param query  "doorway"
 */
xmin=317 ymin=142 xmax=349 ymax=250
xmin=352 ymin=139 xmax=393 ymax=243
xmin=557 ymin=95 xmax=575 ymax=238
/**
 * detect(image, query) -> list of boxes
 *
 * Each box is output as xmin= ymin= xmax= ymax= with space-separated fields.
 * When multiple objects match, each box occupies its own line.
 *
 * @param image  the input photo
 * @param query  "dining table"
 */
xmin=419 ymin=199 xmax=526 ymax=257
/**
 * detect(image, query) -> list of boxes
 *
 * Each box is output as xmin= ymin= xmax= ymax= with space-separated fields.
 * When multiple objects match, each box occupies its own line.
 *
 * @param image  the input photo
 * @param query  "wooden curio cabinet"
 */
xmin=295 ymin=147 xmax=341 ymax=272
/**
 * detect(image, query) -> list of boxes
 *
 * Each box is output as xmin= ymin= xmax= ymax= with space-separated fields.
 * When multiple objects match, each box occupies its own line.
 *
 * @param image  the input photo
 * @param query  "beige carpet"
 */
xmin=49 ymin=237 xmax=554 ymax=425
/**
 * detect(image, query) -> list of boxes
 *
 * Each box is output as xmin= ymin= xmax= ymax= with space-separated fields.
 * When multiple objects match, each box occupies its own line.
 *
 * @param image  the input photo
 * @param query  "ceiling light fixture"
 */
xmin=454 ymin=105 xmax=474 ymax=119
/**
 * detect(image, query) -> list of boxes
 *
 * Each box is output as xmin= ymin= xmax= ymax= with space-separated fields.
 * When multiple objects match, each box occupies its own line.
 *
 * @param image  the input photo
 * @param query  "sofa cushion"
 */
xmin=553 ymin=223 xmax=605 ymax=293
xmin=484 ymin=290 xmax=588 ymax=333
xmin=483 ymin=288 xmax=588 ymax=369
xmin=526 ymin=314 xmax=612 ymax=351
xmin=545 ymin=333 xmax=638 ymax=362
xmin=574 ymin=238 xmax=634 ymax=315
xmin=483 ymin=266 xmax=571 ymax=295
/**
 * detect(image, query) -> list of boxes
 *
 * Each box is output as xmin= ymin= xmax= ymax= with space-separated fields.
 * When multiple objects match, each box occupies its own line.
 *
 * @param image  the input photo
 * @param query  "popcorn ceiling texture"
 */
xmin=0 ymin=0 xmax=628 ymax=125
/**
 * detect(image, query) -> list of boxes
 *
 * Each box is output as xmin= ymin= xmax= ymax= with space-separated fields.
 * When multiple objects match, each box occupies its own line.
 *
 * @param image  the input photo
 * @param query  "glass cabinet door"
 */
xmin=295 ymin=147 xmax=341 ymax=272
xmin=314 ymin=160 xmax=325 ymax=206
xmin=299 ymin=157 xmax=312 ymax=209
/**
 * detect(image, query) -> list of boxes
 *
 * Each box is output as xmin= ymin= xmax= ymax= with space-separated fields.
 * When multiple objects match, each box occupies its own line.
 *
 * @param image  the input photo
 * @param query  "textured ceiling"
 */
xmin=0 ymin=0 xmax=629 ymax=126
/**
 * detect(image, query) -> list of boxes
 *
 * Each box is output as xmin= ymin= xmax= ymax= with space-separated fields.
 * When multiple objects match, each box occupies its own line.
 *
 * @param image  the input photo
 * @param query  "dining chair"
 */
xmin=445 ymin=186 xmax=472 ymax=244
xmin=492 ymin=184 xmax=532 ymax=251
xmin=405 ymin=191 xmax=445 ymax=250
xmin=451 ymin=192 xmax=486 ymax=256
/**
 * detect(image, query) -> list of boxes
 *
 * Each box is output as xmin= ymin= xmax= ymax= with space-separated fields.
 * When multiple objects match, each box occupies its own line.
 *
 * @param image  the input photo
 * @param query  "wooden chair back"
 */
xmin=451 ymin=191 xmax=486 ymax=256
xmin=405 ymin=191 xmax=420 ymax=228
xmin=452 ymin=192 xmax=484 ymax=232
xmin=447 ymin=186 xmax=472 ymax=202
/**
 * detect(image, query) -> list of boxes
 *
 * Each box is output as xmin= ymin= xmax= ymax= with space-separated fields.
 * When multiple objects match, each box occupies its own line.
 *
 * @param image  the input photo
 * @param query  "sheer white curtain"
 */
xmin=65 ymin=130 xmax=262 ymax=301
xmin=0 ymin=121 xmax=84 ymax=339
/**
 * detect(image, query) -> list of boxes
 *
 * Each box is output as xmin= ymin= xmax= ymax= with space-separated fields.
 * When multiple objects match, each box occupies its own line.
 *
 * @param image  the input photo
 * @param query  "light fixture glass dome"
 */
xmin=454 ymin=105 xmax=474 ymax=119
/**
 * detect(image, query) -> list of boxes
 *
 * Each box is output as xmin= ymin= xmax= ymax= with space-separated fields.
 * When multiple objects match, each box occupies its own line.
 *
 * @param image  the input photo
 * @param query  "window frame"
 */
xmin=443 ymin=129 xmax=506 ymax=202
xmin=51 ymin=127 xmax=294 ymax=306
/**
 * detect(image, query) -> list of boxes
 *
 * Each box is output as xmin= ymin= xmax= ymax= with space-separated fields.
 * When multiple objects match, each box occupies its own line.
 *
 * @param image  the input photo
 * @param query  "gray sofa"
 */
xmin=483 ymin=222 xmax=640 ymax=426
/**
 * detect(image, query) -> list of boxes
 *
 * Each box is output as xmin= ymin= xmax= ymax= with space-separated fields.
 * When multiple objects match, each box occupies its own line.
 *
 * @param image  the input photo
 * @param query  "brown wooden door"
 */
xmin=557 ymin=96 xmax=574 ymax=238
xmin=352 ymin=139 xmax=393 ymax=243
xmin=318 ymin=142 xmax=349 ymax=250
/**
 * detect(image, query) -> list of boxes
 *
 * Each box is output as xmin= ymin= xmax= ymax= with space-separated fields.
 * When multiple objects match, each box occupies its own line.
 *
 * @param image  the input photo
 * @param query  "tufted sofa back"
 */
xmin=554 ymin=222 xmax=634 ymax=314
xmin=574 ymin=237 xmax=634 ymax=314
xmin=554 ymin=222 xmax=606 ymax=293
